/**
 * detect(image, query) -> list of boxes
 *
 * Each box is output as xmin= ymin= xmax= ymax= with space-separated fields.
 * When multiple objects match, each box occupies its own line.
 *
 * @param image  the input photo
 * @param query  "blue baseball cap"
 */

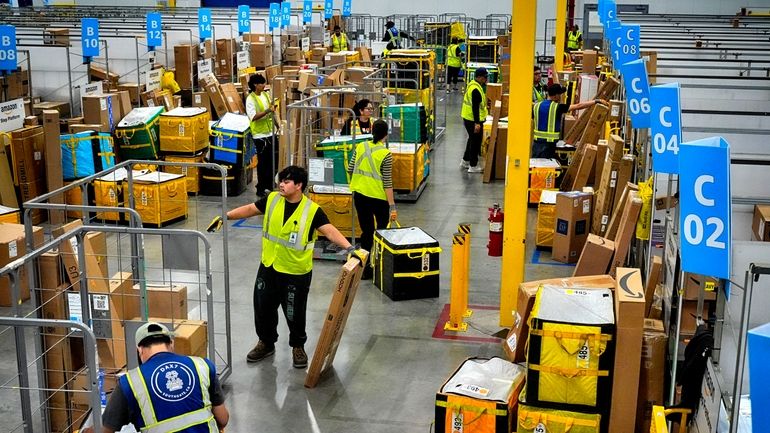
xmin=475 ymin=67 xmax=489 ymax=78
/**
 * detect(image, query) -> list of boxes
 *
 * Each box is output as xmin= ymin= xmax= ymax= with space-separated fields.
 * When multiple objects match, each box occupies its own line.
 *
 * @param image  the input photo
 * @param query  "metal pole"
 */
xmin=729 ymin=270 xmax=755 ymax=433
xmin=66 ymin=45 xmax=75 ymax=116
xmin=668 ymin=269 xmax=686 ymax=406
xmin=8 ymin=270 xmax=33 ymax=433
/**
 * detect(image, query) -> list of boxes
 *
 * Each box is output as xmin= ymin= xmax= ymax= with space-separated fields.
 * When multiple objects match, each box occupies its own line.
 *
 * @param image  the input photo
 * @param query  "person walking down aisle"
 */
xmin=330 ymin=25 xmax=349 ymax=52
xmin=532 ymin=84 xmax=606 ymax=159
xmin=533 ymin=66 xmax=547 ymax=102
xmin=98 ymin=322 xmax=230 ymax=433
xmin=446 ymin=37 xmax=465 ymax=92
xmin=246 ymin=74 xmax=279 ymax=198
xmin=213 ymin=166 xmax=363 ymax=369
xmin=341 ymin=99 xmax=374 ymax=136
xmin=347 ymin=119 xmax=397 ymax=280
xmin=461 ymin=67 xmax=489 ymax=173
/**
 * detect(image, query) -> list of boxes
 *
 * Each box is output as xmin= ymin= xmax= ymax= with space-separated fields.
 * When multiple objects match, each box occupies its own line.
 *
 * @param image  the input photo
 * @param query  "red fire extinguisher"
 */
xmin=488 ymin=203 xmax=504 ymax=257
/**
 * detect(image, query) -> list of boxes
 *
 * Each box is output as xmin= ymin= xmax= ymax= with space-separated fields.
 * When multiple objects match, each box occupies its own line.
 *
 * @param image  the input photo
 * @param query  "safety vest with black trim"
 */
xmin=533 ymin=100 xmax=563 ymax=143
xmin=331 ymin=33 xmax=349 ymax=52
xmin=350 ymin=140 xmax=389 ymax=201
xmin=568 ymin=30 xmax=582 ymax=50
xmin=249 ymin=92 xmax=273 ymax=136
xmin=446 ymin=44 xmax=462 ymax=68
xmin=120 ymin=352 xmax=218 ymax=433
xmin=461 ymin=80 xmax=488 ymax=122
xmin=385 ymin=27 xmax=402 ymax=48
xmin=261 ymin=192 xmax=319 ymax=275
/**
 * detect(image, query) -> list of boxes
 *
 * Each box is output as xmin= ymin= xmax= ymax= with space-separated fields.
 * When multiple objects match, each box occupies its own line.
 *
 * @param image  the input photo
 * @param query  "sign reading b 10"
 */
xmin=679 ymin=136 xmax=731 ymax=282
xmin=649 ymin=83 xmax=681 ymax=174
xmin=620 ymin=58 xmax=651 ymax=128
xmin=81 ymin=18 xmax=100 ymax=58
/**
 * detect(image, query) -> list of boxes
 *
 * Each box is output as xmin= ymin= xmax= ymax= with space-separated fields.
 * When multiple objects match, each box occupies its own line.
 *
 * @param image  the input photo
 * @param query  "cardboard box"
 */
xmin=33 ymin=101 xmax=70 ymax=118
xmin=610 ymin=190 xmax=643 ymax=275
xmin=609 ymin=268 xmax=646 ymax=433
xmin=81 ymin=94 xmax=118 ymax=131
xmin=683 ymin=272 xmax=719 ymax=301
xmin=344 ymin=67 xmax=376 ymax=85
xmin=174 ymin=44 xmax=198 ymax=90
xmin=192 ymin=91 xmax=210 ymax=111
xmin=512 ymin=275 xmax=616 ymax=362
xmin=264 ymin=65 xmax=282 ymax=83
xmin=325 ymin=52 xmax=348 ymax=67
xmin=88 ymin=65 xmax=120 ymax=87
xmin=109 ymin=90 xmax=132 ymax=120
xmin=612 ymin=155 xmax=635 ymax=211
xmin=250 ymin=42 xmax=273 ymax=69
xmin=572 ymin=143 xmax=597 ymax=190
xmin=753 ymin=204 xmax=770 ymax=241
xmin=52 ymin=220 xmax=109 ymax=292
xmin=0 ymin=223 xmax=44 ymax=306
xmin=118 ymin=83 xmax=143 ymax=106
xmin=173 ymin=319 xmax=208 ymax=357
xmin=502 ymin=310 xmax=523 ymax=362
xmin=221 ymin=83 xmax=245 ymax=113
xmin=215 ymin=38 xmax=235 ymax=77
xmin=44 ymin=28 xmax=70 ymax=46
xmin=311 ymin=47 xmax=328 ymax=60
xmin=608 ymin=134 xmax=625 ymax=161
xmin=10 ymin=126 xmax=46 ymax=185
xmin=69 ymin=367 xmax=120 ymax=407
xmin=581 ymin=50 xmax=597 ymax=74
xmin=244 ymin=33 xmax=273 ymax=45
xmin=680 ymin=299 xmax=711 ymax=335
xmin=637 ymin=319 xmax=667 ymax=433
xmin=645 ymin=256 xmax=663 ymax=317
xmin=283 ymin=47 xmax=303 ymax=62
xmin=485 ymin=83 xmax=503 ymax=107
xmin=574 ymin=234 xmax=614 ymax=276
xmin=298 ymin=72 xmax=319 ymax=93
xmin=120 ymin=283 xmax=188 ymax=321
xmin=553 ymin=191 xmax=593 ymax=263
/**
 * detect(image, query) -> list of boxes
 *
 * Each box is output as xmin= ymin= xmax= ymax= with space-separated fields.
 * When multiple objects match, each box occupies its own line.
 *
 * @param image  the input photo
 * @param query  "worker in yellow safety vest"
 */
xmin=460 ymin=67 xmax=489 ymax=173
xmin=446 ymin=37 xmax=465 ymax=92
xmin=210 ymin=166 xmax=365 ymax=369
xmin=567 ymin=24 xmax=583 ymax=52
xmin=246 ymin=74 xmax=279 ymax=198
xmin=347 ymin=119 xmax=397 ymax=280
xmin=330 ymin=25 xmax=349 ymax=52
xmin=533 ymin=66 xmax=547 ymax=102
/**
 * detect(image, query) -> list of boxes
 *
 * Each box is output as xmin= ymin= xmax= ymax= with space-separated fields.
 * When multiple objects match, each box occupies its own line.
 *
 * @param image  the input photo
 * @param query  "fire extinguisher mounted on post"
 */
xmin=488 ymin=203 xmax=503 ymax=257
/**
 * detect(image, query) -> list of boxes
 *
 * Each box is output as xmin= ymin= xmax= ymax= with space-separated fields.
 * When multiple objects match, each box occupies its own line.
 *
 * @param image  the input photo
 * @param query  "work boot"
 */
xmin=292 ymin=346 xmax=308 ymax=369
xmin=246 ymin=341 xmax=275 ymax=363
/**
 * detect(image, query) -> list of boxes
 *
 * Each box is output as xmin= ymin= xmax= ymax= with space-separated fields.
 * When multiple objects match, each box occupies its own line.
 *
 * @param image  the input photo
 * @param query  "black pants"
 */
xmin=532 ymin=139 xmax=557 ymax=159
xmin=463 ymin=119 xmax=483 ymax=167
xmin=253 ymin=264 xmax=312 ymax=347
xmin=447 ymin=66 xmax=461 ymax=86
xmin=255 ymin=135 xmax=278 ymax=196
xmin=353 ymin=192 xmax=390 ymax=254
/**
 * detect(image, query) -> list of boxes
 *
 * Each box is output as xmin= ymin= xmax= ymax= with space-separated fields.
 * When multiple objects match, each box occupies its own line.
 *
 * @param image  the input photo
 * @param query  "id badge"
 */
xmin=289 ymin=232 xmax=298 ymax=244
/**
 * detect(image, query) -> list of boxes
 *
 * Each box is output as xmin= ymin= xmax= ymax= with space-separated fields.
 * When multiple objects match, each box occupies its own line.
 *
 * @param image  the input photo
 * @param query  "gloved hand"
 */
xmin=389 ymin=204 xmax=398 ymax=221
xmin=207 ymin=216 xmax=223 ymax=233
xmin=344 ymin=246 xmax=368 ymax=267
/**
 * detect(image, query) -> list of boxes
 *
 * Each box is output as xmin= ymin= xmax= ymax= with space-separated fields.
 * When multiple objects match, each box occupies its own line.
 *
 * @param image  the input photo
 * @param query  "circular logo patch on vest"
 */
xmin=151 ymin=362 xmax=196 ymax=402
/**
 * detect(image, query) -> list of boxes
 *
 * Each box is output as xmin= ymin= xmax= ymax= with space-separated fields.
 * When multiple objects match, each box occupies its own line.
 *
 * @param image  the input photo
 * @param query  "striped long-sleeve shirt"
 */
xmin=347 ymin=145 xmax=394 ymax=189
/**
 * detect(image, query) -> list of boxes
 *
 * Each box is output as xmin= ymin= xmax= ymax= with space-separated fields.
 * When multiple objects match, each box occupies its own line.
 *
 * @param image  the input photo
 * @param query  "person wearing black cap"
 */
xmin=383 ymin=21 xmax=415 ymax=51
xmin=532 ymin=83 xmax=607 ymax=159
xmin=99 ymin=322 xmax=229 ymax=433
xmin=460 ymin=67 xmax=489 ymax=173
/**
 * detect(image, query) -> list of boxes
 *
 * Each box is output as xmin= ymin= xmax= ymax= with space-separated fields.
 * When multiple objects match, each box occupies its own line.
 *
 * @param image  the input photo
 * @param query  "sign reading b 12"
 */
xmin=679 ymin=136 xmax=731 ymax=283
xmin=198 ymin=8 xmax=212 ymax=40
xmin=0 ymin=25 xmax=17 ymax=72
xmin=620 ymin=58 xmax=651 ymax=128
xmin=238 ymin=5 xmax=250 ymax=34
xmin=146 ymin=13 xmax=162 ymax=48
xmin=82 ymin=18 xmax=100 ymax=58
xmin=650 ymin=83 xmax=681 ymax=174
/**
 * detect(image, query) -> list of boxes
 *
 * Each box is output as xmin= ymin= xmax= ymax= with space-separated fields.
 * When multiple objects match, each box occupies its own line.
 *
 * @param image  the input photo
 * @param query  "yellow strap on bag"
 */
xmin=519 ymin=409 xmax=599 ymax=431
xmin=636 ymin=176 xmax=654 ymax=240
xmin=528 ymin=363 xmax=610 ymax=378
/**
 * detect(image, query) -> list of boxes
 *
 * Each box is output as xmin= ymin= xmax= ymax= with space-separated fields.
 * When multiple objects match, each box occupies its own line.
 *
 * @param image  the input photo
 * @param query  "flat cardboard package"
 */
xmin=574 ymin=234 xmax=615 ymax=276
xmin=552 ymin=191 xmax=593 ymax=263
xmin=192 ymin=91 xmax=210 ymax=110
xmin=215 ymin=38 xmax=235 ymax=77
xmin=753 ymin=204 xmax=770 ymax=241
xmin=116 ymin=283 xmax=189 ymax=321
xmin=174 ymin=44 xmax=198 ymax=89
xmin=0 ymin=223 xmax=44 ymax=306
xmin=636 ymin=319 xmax=667 ymax=433
xmin=609 ymin=268 xmax=646 ymax=433
xmin=10 ymin=126 xmax=46 ymax=185
xmin=610 ymin=190 xmax=643 ymax=274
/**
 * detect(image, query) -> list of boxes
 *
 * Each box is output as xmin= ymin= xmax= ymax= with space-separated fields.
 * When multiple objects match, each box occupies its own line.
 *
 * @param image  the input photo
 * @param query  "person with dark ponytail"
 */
xmin=246 ymin=74 xmax=279 ymax=198
xmin=342 ymin=99 xmax=374 ymax=136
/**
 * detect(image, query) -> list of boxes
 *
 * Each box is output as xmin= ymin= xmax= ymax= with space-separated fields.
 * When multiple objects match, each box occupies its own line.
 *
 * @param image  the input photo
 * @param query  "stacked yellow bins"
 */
xmin=159 ymin=107 xmax=210 ymax=155
xmin=131 ymin=171 xmax=188 ymax=226
xmin=93 ymin=169 xmax=127 ymax=222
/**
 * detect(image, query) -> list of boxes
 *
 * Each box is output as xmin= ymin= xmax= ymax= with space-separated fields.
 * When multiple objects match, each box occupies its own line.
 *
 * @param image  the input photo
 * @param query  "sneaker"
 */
xmin=292 ymin=346 xmax=308 ymax=369
xmin=467 ymin=166 xmax=484 ymax=173
xmin=446 ymin=88 xmax=451 ymax=94
xmin=460 ymin=160 xmax=470 ymax=169
xmin=246 ymin=341 xmax=275 ymax=363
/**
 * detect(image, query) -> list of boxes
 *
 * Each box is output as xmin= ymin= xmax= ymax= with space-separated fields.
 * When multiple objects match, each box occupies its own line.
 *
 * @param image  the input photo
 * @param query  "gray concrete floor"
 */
xmin=0 ymin=89 xmax=575 ymax=433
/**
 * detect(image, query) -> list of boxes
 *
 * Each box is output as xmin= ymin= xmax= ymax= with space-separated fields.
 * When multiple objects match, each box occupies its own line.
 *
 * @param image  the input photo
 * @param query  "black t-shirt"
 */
xmin=101 ymin=353 xmax=225 ymax=431
xmin=341 ymin=118 xmax=372 ymax=135
xmin=255 ymin=195 xmax=330 ymax=244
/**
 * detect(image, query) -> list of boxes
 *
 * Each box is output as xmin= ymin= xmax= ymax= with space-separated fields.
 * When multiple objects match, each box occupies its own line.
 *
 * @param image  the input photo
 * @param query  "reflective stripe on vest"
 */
xmin=461 ymin=80 xmax=488 ymax=121
xmin=386 ymin=27 xmax=401 ymax=47
xmin=331 ymin=33 xmax=348 ymax=52
xmin=261 ymin=192 xmax=318 ymax=275
xmin=533 ymin=85 xmax=546 ymax=102
xmin=533 ymin=100 xmax=561 ymax=141
xmin=446 ymin=44 xmax=462 ymax=68
xmin=126 ymin=356 xmax=217 ymax=433
xmin=249 ymin=92 xmax=273 ymax=136
xmin=568 ymin=31 xmax=582 ymax=49
xmin=350 ymin=141 xmax=388 ymax=200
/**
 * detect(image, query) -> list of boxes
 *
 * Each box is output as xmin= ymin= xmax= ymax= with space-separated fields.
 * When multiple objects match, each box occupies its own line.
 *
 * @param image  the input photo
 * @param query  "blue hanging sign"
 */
xmin=604 ymin=0 xmax=617 ymax=25
xmin=618 ymin=24 xmax=640 ymax=62
xmin=605 ymin=19 xmax=621 ymax=51
xmin=0 ymin=25 xmax=17 ymax=72
xmin=649 ymin=83 xmax=681 ymax=174
xmin=81 ymin=18 xmax=100 ymax=58
xmin=269 ymin=3 xmax=281 ymax=30
xmin=324 ymin=0 xmax=333 ymax=19
xmin=598 ymin=0 xmax=606 ymax=24
xmin=303 ymin=0 xmax=312 ymax=23
xmin=679 ymin=136 xmax=731 ymax=283
xmin=281 ymin=1 xmax=291 ymax=28
xmin=342 ymin=0 xmax=351 ymax=17
xmin=146 ymin=13 xmax=162 ymax=49
xmin=238 ymin=5 xmax=250 ymax=35
xmin=198 ymin=8 xmax=212 ymax=40
xmin=620 ymin=58 xmax=651 ymax=128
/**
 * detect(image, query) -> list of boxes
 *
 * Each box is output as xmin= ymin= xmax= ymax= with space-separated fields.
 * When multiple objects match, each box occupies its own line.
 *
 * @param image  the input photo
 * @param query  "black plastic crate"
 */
xmin=199 ymin=163 xmax=248 ymax=197
xmin=373 ymin=226 xmax=440 ymax=301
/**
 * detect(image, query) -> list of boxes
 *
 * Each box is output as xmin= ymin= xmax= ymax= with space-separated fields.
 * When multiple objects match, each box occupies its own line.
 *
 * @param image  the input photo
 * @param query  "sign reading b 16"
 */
xmin=679 ymin=136 xmax=731 ymax=283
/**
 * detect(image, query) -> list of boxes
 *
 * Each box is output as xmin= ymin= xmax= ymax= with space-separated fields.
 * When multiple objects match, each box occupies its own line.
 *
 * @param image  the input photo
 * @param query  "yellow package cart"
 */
xmin=0 ymin=205 xmax=20 ymax=224
xmin=526 ymin=285 xmax=615 ymax=408
xmin=536 ymin=190 xmax=557 ymax=248
xmin=518 ymin=390 xmax=601 ymax=433
xmin=529 ymin=158 xmax=561 ymax=204
xmin=390 ymin=142 xmax=427 ymax=191
xmin=163 ymin=153 xmax=205 ymax=194
xmin=93 ymin=169 xmax=127 ymax=222
xmin=131 ymin=171 xmax=188 ymax=226
xmin=435 ymin=357 xmax=525 ymax=433
xmin=159 ymin=107 xmax=210 ymax=155
xmin=307 ymin=185 xmax=361 ymax=239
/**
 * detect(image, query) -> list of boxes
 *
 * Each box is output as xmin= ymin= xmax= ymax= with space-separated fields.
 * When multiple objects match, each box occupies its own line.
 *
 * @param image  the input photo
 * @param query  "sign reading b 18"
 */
xmin=679 ymin=136 xmax=731 ymax=284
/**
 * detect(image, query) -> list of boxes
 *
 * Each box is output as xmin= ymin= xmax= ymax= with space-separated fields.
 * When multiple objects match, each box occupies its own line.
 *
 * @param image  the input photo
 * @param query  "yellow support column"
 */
xmin=445 ymin=233 xmax=469 ymax=332
xmin=555 ymin=0 xmax=567 ymax=72
xmin=499 ymin=0 xmax=537 ymax=327
xmin=458 ymin=223 xmax=473 ymax=318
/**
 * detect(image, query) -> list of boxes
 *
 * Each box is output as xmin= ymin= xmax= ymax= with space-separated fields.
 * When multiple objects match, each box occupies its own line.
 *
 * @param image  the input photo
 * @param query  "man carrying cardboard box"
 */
xmin=95 ymin=322 xmax=229 ymax=433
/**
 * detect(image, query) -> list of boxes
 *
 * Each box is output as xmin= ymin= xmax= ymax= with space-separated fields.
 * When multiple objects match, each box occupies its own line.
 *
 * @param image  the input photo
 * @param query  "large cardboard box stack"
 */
xmin=0 ymin=223 xmax=44 ymax=306
xmin=553 ymin=191 xmax=593 ymax=264
xmin=174 ymin=44 xmax=198 ymax=90
xmin=0 ymin=69 xmax=30 ymax=101
xmin=9 ymin=126 xmax=47 ymax=222
xmin=88 ymin=65 xmax=120 ymax=90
